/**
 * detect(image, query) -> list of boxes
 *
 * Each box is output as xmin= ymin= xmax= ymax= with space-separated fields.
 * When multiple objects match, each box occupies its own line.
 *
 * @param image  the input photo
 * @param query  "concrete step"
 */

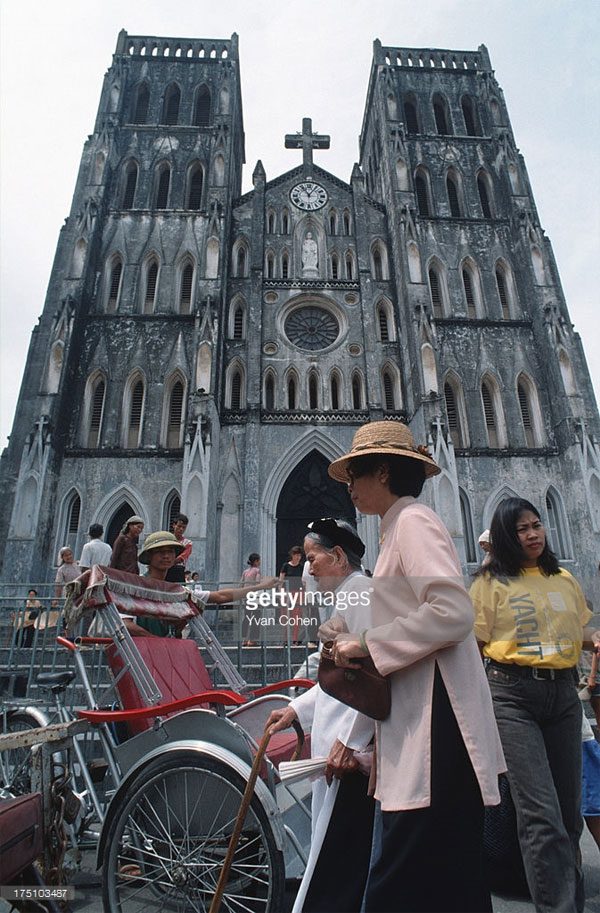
xmin=0 ymin=642 xmax=315 ymax=710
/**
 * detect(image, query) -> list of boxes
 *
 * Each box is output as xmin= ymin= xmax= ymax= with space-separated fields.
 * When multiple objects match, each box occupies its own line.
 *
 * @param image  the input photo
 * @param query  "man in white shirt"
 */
xmin=79 ymin=523 xmax=112 ymax=571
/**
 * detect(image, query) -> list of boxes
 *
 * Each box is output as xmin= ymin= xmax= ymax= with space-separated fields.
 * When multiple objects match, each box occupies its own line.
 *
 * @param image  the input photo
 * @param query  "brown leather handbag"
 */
xmin=318 ymin=641 xmax=391 ymax=721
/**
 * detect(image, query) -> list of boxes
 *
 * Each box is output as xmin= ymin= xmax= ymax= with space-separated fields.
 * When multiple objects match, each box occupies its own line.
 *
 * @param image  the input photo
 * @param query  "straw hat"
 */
xmin=138 ymin=530 xmax=184 ymax=565
xmin=328 ymin=420 xmax=440 ymax=482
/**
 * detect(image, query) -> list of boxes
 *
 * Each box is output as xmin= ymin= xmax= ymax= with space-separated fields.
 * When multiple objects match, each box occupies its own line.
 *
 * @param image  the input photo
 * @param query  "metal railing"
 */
xmin=0 ymin=582 xmax=314 ymax=713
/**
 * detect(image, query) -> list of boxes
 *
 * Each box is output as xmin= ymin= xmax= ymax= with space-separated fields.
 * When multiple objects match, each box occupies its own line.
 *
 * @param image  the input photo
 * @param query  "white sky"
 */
xmin=1 ymin=0 xmax=598 ymax=449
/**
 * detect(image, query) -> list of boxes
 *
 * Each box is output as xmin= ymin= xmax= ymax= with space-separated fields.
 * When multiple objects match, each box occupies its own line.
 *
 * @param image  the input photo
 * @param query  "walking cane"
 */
xmin=579 ymin=647 xmax=599 ymax=702
xmin=208 ymin=719 xmax=305 ymax=913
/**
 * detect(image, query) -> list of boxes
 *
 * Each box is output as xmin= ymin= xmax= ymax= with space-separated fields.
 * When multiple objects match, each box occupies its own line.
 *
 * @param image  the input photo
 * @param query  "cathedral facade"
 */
xmin=1 ymin=32 xmax=599 ymax=585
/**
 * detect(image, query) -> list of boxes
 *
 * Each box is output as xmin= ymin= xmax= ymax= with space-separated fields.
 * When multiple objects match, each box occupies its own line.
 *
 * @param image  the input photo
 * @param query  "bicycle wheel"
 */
xmin=102 ymin=751 xmax=285 ymax=913
xmin=0 ymin=710 xmax=43 ymax=797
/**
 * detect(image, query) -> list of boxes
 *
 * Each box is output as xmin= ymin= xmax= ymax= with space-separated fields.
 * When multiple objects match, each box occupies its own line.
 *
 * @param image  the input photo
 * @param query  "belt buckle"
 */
xmin=532 ymin=667 xmax=555 ymax=681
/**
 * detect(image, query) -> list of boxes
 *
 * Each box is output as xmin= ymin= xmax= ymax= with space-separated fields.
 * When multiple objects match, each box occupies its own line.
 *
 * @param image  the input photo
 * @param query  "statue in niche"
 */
xmin=302 ymin=232 xmax=318 ymax=270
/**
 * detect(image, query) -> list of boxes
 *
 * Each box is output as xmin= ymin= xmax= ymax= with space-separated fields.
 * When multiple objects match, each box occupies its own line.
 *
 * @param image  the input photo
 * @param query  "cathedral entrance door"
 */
xmin=106 ymin=502 xmax=136 ymax=546
xmin=276 ymin=450 xmax=355 ymax=573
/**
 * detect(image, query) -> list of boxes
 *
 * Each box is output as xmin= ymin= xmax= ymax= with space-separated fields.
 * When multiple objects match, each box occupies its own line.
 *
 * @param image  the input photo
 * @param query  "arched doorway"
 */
xmin=106 ymin=502 xmax=136 ymax=546
xmin=276 ymin=450 xmax=355 ymax=572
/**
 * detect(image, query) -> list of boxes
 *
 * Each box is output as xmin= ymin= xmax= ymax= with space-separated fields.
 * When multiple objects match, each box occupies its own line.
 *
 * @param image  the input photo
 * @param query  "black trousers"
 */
xmin=303 ymin=771 xmax=375 ymax=913
xmin=364 ymin=666 xmax=492 ymax=913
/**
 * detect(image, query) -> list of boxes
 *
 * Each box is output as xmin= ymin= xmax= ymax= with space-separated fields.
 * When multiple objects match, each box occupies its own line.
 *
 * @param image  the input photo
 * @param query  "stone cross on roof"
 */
xmin=285 ymin=117 xmax=330 ymax=176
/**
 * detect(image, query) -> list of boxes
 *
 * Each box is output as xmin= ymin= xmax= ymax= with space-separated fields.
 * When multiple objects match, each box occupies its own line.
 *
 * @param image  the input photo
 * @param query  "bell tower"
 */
xmin=0 ymin=31 xmax=245 ymax=580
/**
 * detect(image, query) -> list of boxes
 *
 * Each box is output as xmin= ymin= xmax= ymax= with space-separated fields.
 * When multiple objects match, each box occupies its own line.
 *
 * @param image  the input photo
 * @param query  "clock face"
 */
xmin=290 ymin=182 xmax=328 ymax=211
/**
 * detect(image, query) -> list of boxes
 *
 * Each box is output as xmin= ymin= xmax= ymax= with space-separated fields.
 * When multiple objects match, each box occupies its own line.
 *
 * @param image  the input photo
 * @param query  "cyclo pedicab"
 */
xmin=62 ymin=565 xmax=315 ymax=913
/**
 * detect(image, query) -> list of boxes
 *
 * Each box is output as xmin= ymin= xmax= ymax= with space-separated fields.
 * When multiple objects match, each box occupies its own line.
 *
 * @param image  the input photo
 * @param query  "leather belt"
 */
xmin=487 ymin=659 xmax=576 ymax=682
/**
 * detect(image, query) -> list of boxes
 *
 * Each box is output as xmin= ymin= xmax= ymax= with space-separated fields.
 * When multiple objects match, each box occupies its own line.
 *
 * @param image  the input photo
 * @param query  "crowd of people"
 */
xmin=13 ymin=418 xmax=600 ymax=911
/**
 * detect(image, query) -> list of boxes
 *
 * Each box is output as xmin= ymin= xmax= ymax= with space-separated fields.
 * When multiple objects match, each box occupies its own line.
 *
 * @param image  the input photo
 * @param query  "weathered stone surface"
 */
xmin=1 ymin=33 xmax=598 ymax=592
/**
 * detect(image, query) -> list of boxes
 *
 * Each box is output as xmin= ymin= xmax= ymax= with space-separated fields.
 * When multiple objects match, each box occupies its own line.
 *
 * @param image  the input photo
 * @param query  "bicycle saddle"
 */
xmin=36 ymin=671 xmax=76 ymax=690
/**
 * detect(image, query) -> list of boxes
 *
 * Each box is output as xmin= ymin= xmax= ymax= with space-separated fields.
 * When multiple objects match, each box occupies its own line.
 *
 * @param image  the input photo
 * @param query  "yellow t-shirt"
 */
xmin=470 ymin=567 xmax=592 ymax=668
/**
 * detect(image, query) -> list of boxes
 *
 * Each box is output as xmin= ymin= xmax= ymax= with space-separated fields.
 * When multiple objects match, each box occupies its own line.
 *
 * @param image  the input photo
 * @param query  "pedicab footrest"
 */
xmin=77 ymin=689 xmax=246 ymax=724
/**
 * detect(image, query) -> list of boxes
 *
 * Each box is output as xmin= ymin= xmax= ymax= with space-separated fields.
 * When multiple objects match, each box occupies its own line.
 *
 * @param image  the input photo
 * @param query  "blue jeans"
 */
xmin=487 ymin=664 xmax=584 ymax=913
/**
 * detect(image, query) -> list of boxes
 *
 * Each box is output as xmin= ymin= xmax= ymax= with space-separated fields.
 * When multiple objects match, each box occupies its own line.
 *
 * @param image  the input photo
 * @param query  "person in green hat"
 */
xmin=136 ymin=530 xmax=277 ymax=637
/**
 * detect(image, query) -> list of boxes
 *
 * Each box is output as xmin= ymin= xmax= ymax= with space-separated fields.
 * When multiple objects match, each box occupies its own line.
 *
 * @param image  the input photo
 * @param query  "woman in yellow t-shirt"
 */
xmin=471 ymin=497 xmax=599 ymax=913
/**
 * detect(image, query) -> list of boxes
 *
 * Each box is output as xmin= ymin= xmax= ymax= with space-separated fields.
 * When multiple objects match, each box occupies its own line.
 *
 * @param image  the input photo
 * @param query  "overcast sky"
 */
xmin=1 ymin=0 xmax=598 ymax=449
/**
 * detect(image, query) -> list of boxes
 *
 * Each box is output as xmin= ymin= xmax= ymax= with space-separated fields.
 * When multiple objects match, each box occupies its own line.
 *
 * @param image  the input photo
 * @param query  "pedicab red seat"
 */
xmin=66 ymin=566 xmax=312 ymax=765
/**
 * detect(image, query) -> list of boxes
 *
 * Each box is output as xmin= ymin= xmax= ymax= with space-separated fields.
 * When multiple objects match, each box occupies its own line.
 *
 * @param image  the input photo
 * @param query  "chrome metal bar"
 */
xmin=189 ymin=613 xmax=249 ymax=692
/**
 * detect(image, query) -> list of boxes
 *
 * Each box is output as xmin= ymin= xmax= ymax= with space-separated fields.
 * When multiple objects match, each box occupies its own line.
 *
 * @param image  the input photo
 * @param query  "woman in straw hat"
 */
xmin=324 ymin=420 xmax=505 ymax=913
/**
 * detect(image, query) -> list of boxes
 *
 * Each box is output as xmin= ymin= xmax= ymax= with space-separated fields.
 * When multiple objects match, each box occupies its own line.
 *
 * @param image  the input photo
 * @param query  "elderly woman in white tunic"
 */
xmin=268 ymin=518 xmax=375 ymax=913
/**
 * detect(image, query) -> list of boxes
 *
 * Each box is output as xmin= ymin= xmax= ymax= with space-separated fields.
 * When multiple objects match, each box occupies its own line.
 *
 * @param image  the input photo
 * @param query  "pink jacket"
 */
xmin=365 ymin=496 xmax=505 ymax=811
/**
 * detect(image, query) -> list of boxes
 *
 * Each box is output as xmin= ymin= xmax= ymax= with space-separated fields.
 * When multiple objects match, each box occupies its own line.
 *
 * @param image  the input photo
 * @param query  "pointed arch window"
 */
xmin=231 ymin=370 xmax=242 ymax=410
xmin=495 ymin=265 xmax=512 ymax=318
xmin=433 ymin=95 xmax=451 ymax=135
xmin=446 ymin=175 xmax=461 ymax=217
xmin=477 ymin=173 xmax=493 ymax=218
xmin=331 ymin=253 xmax=339 ymax=280
xmin=373 ymin=248 xmax=383 ymax=280
xmin=87 ymin=376 xmax=106 ymax=448
xmin=67 ymin=493 xmax=81 ymax=535
xmin=265 ymin=373 xmax=275 ymax=411
xmin=377 ymin=303 xmax=390 ymax=341
xmin=559 ymin=349 xmax=577 ymax=396
xmin=517 ymin=382 xmax=534 ymax=447
xmin=459 ymin=489 xmax=477 ymax=563
xmin=235 ymin=246 xmax=247 ymax=278
xmin=179 ymin=261 xmax=194 ymax=313
xmin=281 ymin=252 xmax=289 ymax=280
xmin=45 ymin=341 xmax=64 ymax=394
xmin=122 ymin=161 xmax=138 ymax=209
xmin=266 ymin=251 xmax=274 ymax=278
xmin=162 ymin=83 xmax=181 ymax=125
xmin=415 ymin=172 xmax=431 ymax=217
xmin=233 ymin=305 xmax=244 ymax=339
xmin=428 ymin=265 xmax=444 ymax=317
xmin=481 ymin=378 xmax=504 ymax=448
xmin=330 ymin=373 xmax=341 ymax=410
xmin=444 ymin=378 xmax=467 ymax=447
xmin=371 ymin=242 xmax=390 ymax=281
xmin=192 ymin=85 xmax=211 ymax=126
xmin=545 ymin=488 xmax=571 ymax=559
xmin=462 ymin=96 xmax=481 ymax=136
xmin=133 ymin=83 xmax=150 ymax=124
xmin=444 ymin=382 xmax=459 ymax=444
xmin=462 ymin=265 xmax=481 ymax=318
xmin=404 ymin=98 xmax=419 ymax=134
xmin=288 ymin=375 xmax=297 ymax=410
xmin=308 ymin=372 xmax=319 ymax=410
xmin=166 ymin=380 xmax=185 ymax=448
xmin=267 ymin=210 xmax=276 ymax=234
xmin=383 ymin=370 xmax=396 ymax=411
xmin=352 ymin=372 xmax=363 ymax=410
xmin=206 ymin=237 xmax=219 ymax=278
xmin=127 ymin=378 xmax=145 ymax=448
xmin=107 ymin=257 xmax=123 ymax=312
xmin=343 ymin=211 xmax=351 ymax=235
xmin=165 ymin=491 xmax=182 ymax=530
xmin=329 ymin=211 xmax=337 ymax=234
xmin=144 ymin=259 xmax=159 ymax=313
xmin=187 ymin=165 xmax=204 ymax=210
xmin=516 ymin=374 xmax=544 ymax=448
xmin=155 ymin=164 xmax=170 ymax=209
xmin=345 ymin=252 xmax=354 ymax=280
xmin=281 ymin=210 xmax=290 ymax=234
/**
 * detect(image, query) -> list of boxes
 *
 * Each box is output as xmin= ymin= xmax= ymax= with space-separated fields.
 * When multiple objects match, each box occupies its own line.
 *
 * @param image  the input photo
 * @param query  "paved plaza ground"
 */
xmin=49 ymin=827 xmax=598 ymax=913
